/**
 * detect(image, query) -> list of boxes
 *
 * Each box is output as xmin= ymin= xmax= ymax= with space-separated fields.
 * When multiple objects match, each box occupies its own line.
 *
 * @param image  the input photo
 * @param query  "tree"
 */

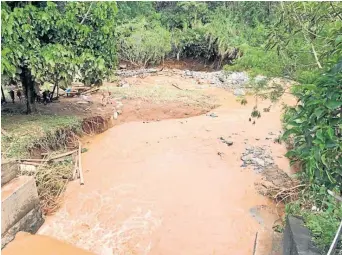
xmin=267 ymin=2 xmax=342 ymax=71
xmin=264 ymin=2 xmax=342 ymax=188
xmin=116 ymin=19 xmax=171 ymax=67
xmin=1 ymin=1 xmax=118 ymax=113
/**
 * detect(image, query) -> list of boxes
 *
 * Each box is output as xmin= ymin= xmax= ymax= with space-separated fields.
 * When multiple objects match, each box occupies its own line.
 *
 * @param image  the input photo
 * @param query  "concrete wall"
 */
xmin=1 ymin=160 xmax=18 ymax=187
xmin=1 ymin=176 xmax=44 ymax=249
xmin=283 ymin=216 xmax=321 ymax=255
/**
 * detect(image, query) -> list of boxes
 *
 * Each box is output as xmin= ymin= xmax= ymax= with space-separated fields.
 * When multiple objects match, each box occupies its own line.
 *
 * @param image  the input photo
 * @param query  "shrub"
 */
xmin=224 ymin=44 xmax=286 ymax=77
xmin=116 ymin=19 xmax=171 ymax=67
xmin=282 ymin=69 xmax=342 ymax=189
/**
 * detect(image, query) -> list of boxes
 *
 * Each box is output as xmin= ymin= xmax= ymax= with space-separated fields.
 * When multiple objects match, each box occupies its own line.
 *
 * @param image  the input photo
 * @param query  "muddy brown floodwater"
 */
xmin=36 ymin=83 xmax=296 ymax=255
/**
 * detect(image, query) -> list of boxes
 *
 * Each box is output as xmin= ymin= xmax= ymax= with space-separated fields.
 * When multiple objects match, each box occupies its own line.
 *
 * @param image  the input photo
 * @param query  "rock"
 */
xmin=226 ymin=140 xmax=233 ymax=146
xmin=76 ymin=101 xmax=89 ymax=104
xmin=209 ymin=113 xmax=218 ymax=118
xmin=233 ymin=88 xmax=246 ymax=96
xmin=254 ymin=75 xmax=267 ymax=83
xmin=119 ymin=64 xmax=127 ymax=69
xmin=121 ymin=83 xmax=130 ymax=88
xmin=185 ymin=70 xmax=192 ymax=76
xmin=113 ymin=111 xmax=118 ymax=120
xmin=218 ymin=76 xmax=225 ymax=83
xmin=241 ymin=155 xmax=253 ymax=162
xmin=252 ymin=158 xmax=265 ymax=167
xmin=264 ymin=158 xmax=274 ymax=166
xmin=245 ymin=145 xmax=253 ymax=151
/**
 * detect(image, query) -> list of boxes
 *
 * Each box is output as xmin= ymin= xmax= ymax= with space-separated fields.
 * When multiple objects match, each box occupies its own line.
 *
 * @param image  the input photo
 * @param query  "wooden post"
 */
xmin=78 ymin=141 xmax=84 ymax=185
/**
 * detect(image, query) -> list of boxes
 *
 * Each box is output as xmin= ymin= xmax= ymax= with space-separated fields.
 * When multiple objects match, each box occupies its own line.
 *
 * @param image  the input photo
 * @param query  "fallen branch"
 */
xmin=19 ymin=158 xmax=46 ymax=162
xmin=78 ymin=141 xmax=84 ymax=185
xmin=273 ymin=184 xmax=305 ymax=199
xmin=22 ymin=149 xmax=77 ymax=163
xmin=171 ymin=83 xmax=183 ymax=90
xmin=50 ymin=149 xmax=78 ymax=160
xmin=20 ymin=161 xmax=42 ymax=166
xmin=81 ymin=87 xmax=99 ymax=95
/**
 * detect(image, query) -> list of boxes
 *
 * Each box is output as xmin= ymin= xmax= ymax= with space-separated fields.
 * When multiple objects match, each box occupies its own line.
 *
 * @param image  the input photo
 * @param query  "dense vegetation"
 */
xmin=1 ymin=1 xmax=341 ymax=251
xmin=1 ymin=1 xmax=117 ymax=113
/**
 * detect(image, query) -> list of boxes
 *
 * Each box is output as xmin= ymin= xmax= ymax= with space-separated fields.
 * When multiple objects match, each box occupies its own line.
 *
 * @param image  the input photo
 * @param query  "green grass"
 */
xmin=1 ymin=114 xmax=82 ymax=158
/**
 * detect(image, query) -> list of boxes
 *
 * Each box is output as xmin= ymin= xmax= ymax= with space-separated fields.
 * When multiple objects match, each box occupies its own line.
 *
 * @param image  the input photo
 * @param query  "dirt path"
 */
xmin=38 ymin=84 xmax=296 ymax=255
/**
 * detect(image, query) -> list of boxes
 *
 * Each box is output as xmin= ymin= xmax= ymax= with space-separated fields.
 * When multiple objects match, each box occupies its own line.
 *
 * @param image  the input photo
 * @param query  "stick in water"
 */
xmin=253 ymin=232 xmax=258 ymax=255
xmin=72 ymin=152 xmax=78 ymax=181
xmin=78 ymin=141 xmax=84 ymax=185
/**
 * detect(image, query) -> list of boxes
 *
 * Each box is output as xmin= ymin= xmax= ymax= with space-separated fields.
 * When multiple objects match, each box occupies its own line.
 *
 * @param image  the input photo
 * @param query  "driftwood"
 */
xmin=21 ymin=149 xmax=77 ymax=164
xmin=19 ymin=158 xmax=46 ymax=162
xmin=81 ymin=87 xmax=99 ymax=95
xmin=171 ymin=83 xmax=183 ymax=90
xmin=50 ymin=150 xmax=77 ymax=160
xmin=21 ymin=161 xmax=42 ymax=166
xmin=78 ymin=141 xmax=84 ymax=185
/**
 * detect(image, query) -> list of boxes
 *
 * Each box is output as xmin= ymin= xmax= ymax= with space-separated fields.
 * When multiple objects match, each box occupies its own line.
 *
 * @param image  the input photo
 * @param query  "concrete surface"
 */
xmin=283 ymin=216 xmax=321 ymax=255
xmin=1 ymin=160 xmax=18 ymax=187
xmin=2 ymin=207 xmax=44 ymax=249
xmin=1 ymin=176 xmax=43 ymax=248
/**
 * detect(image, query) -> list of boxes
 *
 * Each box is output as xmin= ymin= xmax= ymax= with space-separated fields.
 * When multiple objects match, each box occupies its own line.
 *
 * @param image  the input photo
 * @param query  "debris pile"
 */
xmin=240 ymin=146 xmax=274 ymax=173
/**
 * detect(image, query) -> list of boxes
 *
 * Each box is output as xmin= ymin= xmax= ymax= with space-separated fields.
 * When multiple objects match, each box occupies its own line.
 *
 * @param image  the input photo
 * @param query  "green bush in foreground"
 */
xmin=283 ymin=69 xmax=342 ymax=188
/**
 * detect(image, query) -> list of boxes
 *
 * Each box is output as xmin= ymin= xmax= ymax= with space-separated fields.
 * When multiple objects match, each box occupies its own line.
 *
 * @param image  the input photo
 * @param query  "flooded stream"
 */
xmin=34 ymin=80 xmax=296 ymax=254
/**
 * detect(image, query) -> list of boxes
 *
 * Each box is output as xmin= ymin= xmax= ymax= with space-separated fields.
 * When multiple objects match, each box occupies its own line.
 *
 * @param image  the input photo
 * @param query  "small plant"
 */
xmin=240 ymin=98 xmax=248 ymax=105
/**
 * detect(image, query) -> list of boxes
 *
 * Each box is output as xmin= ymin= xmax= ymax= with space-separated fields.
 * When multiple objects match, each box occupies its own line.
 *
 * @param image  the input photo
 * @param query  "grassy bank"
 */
xmin=1 ymin=114 xmax=82 ymax=159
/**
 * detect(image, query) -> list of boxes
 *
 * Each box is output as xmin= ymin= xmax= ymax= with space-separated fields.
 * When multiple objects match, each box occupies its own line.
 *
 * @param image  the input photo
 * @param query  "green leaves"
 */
xmin=116 ymin=18 xmax=171 ymax=66
xmin=282 ymin=70 xmax=342 ymax=189
xmin=326 ymin=100 xmax=342 ymax=110
xmin=1 ymin=2 xmax=118 ymax=88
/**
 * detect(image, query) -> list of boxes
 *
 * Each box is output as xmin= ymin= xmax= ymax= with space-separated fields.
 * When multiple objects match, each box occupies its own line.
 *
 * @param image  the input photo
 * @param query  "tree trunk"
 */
xmin=1 ymin=86 xmax=6 ymax=103
xmin=20 ymin=66 xmax=36 ymax=114
xmin=51 ymin=77 xmax=58 ymax=100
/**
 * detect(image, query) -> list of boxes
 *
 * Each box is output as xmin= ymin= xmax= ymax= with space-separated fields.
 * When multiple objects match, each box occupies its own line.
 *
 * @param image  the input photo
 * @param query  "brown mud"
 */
xmin=4 ymin=71 xmax=297 ymax=255
xmin=36 ymin=74 xmax=296 ymax=255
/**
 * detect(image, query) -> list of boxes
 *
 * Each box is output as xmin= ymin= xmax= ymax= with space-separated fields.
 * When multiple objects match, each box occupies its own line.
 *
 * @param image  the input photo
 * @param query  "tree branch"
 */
xmin=311 ymin=43 xmax=322 ymax=69
xmin=80 ymin=2 xmax=93 ymax=25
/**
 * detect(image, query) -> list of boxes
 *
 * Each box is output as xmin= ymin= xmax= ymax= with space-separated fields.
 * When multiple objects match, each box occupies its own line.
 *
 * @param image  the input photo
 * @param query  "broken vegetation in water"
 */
xmin=35 ymin=160 xmax=74 ymax=215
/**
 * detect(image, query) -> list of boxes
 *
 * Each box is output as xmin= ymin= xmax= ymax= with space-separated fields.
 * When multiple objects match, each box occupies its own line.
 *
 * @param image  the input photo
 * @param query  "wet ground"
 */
xmin=35 ymin=73 xmax=296 ymax=255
